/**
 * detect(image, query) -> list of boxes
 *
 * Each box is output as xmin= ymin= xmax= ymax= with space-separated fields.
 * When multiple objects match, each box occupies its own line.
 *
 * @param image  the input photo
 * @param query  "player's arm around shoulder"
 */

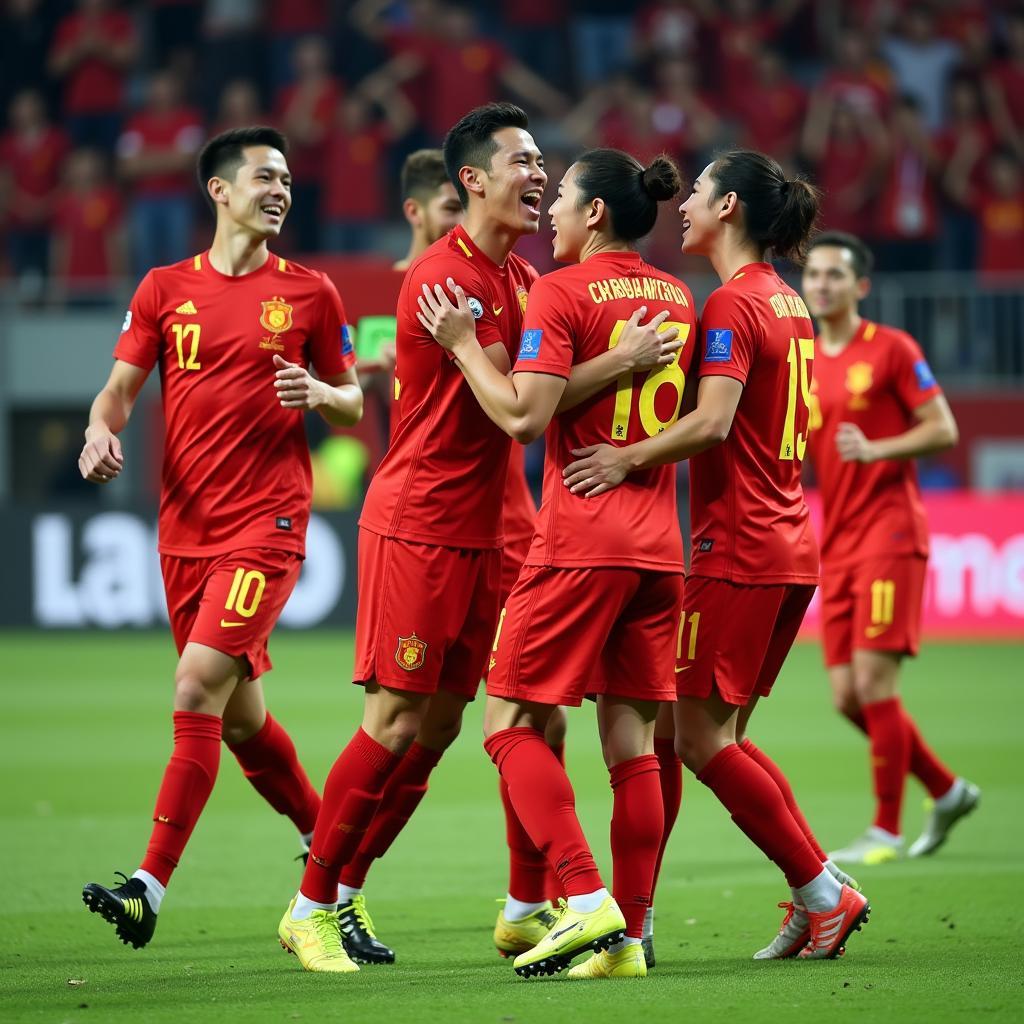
xmin=79 ymin=359 xmax=150 ymax=484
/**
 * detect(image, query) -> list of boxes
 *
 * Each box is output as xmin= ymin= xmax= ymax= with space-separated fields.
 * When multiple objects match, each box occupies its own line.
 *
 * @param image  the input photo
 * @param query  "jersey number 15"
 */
xmin=779 ymin=337 xmax=813 ymax=461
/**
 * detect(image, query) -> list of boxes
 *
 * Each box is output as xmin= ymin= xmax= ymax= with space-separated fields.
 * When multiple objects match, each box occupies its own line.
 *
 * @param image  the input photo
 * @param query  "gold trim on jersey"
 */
xmin=863 ymin=321 xmax=878 ymax=341
xmin=193 ymin=254 xmax=202 ymax=271
xmin=457 ymin=237 xmax=473 ymax=259
xmin=278 ymin=256 xmax=287 ymax=271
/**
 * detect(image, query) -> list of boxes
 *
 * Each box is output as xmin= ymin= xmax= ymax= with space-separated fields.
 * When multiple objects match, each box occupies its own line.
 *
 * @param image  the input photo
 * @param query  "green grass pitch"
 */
xmin=1 ymin=632 xmax=1021 ymax=1023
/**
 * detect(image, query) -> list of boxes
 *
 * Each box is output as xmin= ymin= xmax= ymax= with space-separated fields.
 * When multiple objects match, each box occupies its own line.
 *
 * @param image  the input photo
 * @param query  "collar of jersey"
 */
xmin=729 ymin=261 xmax=773 ymax=281
xmin=449 ymin=225 xmax=504 ymax=273
xmin=197 ymin=249 xmax=276 ymax=282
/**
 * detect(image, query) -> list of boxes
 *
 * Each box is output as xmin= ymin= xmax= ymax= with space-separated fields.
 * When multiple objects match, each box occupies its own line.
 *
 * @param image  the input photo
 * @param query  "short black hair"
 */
xmin=442 ymin=102 xmax=530 ymax=208
xmin=196 ymin=126 xmax=288 ymax=210
xmin=573 ymin=149 xmax=681 ymax=241
xmin=807 ymin=231 xmax=874 ymax=278
xmin=401 ymin=148 xmax=450 ymax=203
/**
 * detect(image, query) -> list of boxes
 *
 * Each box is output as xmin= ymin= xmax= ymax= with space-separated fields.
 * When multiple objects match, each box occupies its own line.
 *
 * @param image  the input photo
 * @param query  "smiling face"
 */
xmin=213 ymin=145 xmax=292 ymax=238
xmin=678 ymin=161 xmax=725 ymax=255
xmin=468 ymin=125 xmax=546 ymax=235
xmin=802 ymin=244 xmax=865 ymax=318
xmin=547 ymin=164 xmax=593 ymax=263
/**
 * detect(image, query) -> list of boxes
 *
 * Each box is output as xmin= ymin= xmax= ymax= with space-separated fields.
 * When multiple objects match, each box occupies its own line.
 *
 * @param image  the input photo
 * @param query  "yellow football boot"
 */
xmin=512 ymin=897 xmax=626 ymax=978
xmin=568 ymin=944 xmax=647 ymax=979
xmin=278 ymin=897 xmax=360 ymax=973
xmin=494 ymin=902 xmax=559 ymax=958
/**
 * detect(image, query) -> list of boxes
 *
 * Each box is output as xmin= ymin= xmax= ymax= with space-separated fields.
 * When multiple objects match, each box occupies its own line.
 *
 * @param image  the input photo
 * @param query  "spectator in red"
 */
xmin=946 ymin=144 xmax=1024 ymax=278
xmin=701 ymin=0 xmax=805 ymax=117
xmin=117 ymin=70 xmax=204 ymax=277
xmin=985 ymin=9 xmax=1024 ymax=159
xmin=882 ymin=3 xmax=962 ymax=131
xmin=211 ymin=79 xmax=269 ymax=136
xmin=935 ymin=72 xmax=996 ymax=270
xmin=0 ymin=89 xmax=70 ymax=293
xmin=321 ymin=92 xmax=414 ymax=253
xmin=50 ymin=147 xmax=124 ymax=306
xmin=633 ymin=0 xmax=701 ymax=62
xmin=818 ymin=27 xmax=892 ymax=119
xmin=801 ymin=91 xmax=886 ymax=235
xmin=273 ymin=35 xmax=343 ymax=252
xmin=873 ymin=94 xmax=941 ymax=271
xmin=649 ymin=56 xmax=720 ymax=169
xmin=47 ymin=0 xmax=138 ymax=152
xmin=362 ymin=1 xmax=568 ymax=145
xmin=267 ymin=0 xmax=332 ymax=92
xmin=734 ymin=48 xmax=806 ymax=166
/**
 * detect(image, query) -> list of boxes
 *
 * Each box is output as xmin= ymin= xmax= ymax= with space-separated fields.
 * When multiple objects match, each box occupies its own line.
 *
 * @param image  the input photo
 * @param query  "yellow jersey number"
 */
xmin=171 ymin=323 xmax=201 ymax=371
xmin=779 ymin=337 xmax=813 ymax=460
xmin=607 ymin=320 xmax=690 ymax=441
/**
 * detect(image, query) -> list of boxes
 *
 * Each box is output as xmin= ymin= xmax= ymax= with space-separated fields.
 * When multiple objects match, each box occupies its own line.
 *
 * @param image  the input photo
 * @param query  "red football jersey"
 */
xmin=504 ymin=442 xmax=537 ymax=549
xmin=809 ymin=319 xmax=942 ymax=568
xmin=689 ymin=262 xmax=819 ymax=584
xmin=514 ymin=251 xmax=695 ymax=570
xmin=114 ymin=251 xmax=355 ymax=557
xmin=360 ymin=224 xmax=537 ymax=548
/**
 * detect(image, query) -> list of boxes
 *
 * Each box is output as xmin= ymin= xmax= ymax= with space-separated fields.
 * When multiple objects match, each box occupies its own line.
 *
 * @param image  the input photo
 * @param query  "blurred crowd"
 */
xmin=4 ymin=0 xmax=1024 ymax=304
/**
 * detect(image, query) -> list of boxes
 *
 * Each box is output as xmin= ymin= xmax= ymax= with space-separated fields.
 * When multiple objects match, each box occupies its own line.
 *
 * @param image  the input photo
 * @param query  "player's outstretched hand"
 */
xmin=417 ymin=277 xmax=476 ymax=351
xmin=616 ymin=306 xmax=682 ymax=371
xmin=836 ymin=421 xmax=876 ymax=463
xmin=273 ymin=353 xmax=326 ymax=411
xmin=79 ymin=430 xmax=124 ymax=484
xmin=563 ymin=444 xmax=630 ymax=497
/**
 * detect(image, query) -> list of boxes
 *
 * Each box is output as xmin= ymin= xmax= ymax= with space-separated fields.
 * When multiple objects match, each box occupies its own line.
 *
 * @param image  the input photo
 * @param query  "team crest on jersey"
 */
xmin=259 ymin=297 xmax=293 ymax=334
xmin=395 ymin=633 xmax=427 ymax=671
xmin=845 ymin=361 xmax=873 ymax=409
xmin=516 ymin=285 xmax=529 ymax=316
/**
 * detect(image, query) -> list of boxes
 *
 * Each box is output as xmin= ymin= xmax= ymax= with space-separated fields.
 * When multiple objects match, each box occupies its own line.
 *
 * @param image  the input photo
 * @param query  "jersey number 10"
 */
xmin=607 ymin=320 xmax=690 ymax=441
xmin=779 ymin=337 xmax=813 ymax=461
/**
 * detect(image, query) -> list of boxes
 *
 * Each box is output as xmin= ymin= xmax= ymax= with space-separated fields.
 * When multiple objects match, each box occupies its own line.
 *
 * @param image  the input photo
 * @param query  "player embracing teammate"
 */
xmin=566 ymin=150 xmax=871 ymax=961
xmin=419 ymin=146 xmax=694 ymax=980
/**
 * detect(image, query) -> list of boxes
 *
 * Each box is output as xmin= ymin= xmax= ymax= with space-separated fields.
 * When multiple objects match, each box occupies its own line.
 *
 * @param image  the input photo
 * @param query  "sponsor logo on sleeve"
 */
xmin=704 ymin=329 xmax=733 ymax=362
xmin=467 ymin=296 xmax=484 ymax=319
xmin=518 ymin=329 xmax=543 ymax=361
xmin=914 ymin=359 xmax=936 ymax=390
xmin=340 ymin=324 xmax=354 ymax=356
xmin=121 ymin=310 xmax=132 ymax=332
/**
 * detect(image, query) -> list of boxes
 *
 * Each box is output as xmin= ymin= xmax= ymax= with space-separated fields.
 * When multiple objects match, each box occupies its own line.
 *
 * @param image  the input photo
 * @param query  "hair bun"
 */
xmin=640 ymin=155 xmax=682 ymax=202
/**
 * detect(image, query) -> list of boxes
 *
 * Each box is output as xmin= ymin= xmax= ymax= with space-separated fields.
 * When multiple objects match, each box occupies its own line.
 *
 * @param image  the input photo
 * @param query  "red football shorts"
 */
xmin=500 ymin=531 xmax=532 ymax=604
xmin=675 ymin=576 xmax=816 ymax=706
xmin=487 ymin=566 xmax=683 ymax=707
xmin=160 ymin=546 xmax=302 ymax=679
xmin=820 ymin=554 xmax=927 ymax=667
xmin=353 ymin=529 xmax=502 ymax=699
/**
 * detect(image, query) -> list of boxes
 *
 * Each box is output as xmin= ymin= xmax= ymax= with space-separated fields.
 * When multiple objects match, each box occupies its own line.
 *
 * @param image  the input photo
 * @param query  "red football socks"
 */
xmin=902 ymin=709 xmax=956 ymax=798
xmin=740 ymin=737 xmax=827 ymax=862
xmin=698 ymin=743 xmax=823 ymax=889
xmin=339 ymin=741 xmax=443 ymax=889
xmin=610 ymin=755 xmax=663 ymax=938
xmin=862 ymin=697 xmax=911 ymax=835
xmin=652 ymin=737 xmax=683 ymax=899
xmin=485 ymin=728 xmax=603 ymax=897
xmin=301 ymin=728 xmax=401 ymax=905
xmin=543 ymin=742 xmax=566 ymax=902
xmin=501 ymin=775 xmax=550 ymax=904
xmin=227 ymin=713 xmax=321 ymax=834
xmin=842 ymin=703 xmax=954 ymax=799
xmin=140 ymin=711 xmax=223 ymax=886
